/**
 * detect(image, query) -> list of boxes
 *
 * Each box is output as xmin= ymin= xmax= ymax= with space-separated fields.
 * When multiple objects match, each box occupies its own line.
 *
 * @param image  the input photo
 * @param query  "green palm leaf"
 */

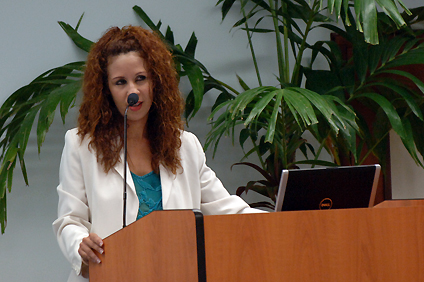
xmin=265 ymin=91 xmax=283 ymax=143
xmin=400 ymin=117 xmax=424 ymax=167
xmin=58 ymin=15 xmax=93 ymax=52
xmin=354 ymin=93 xmax=406 ymax=139
xmin=244 ymin=90 xmax=278 ymax=125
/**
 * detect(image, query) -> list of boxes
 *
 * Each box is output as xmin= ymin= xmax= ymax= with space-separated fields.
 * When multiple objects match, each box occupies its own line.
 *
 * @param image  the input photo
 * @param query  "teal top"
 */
xmin=131 ymin=171 xmax=163 ymax=220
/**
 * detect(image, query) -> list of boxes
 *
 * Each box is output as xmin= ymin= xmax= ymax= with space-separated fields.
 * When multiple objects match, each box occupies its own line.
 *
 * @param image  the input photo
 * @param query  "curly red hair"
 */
xmin=78 ymin=26 xmax=184 ymax=174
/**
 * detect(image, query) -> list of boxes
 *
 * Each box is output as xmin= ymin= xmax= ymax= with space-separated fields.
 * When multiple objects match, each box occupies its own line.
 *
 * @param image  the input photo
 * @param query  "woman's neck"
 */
xmin=127 ymin=120 xmax=148 ymax=140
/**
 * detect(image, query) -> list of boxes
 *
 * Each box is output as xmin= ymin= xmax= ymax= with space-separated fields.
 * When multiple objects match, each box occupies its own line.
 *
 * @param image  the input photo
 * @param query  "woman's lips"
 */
xmin=129 ymin=101 xmax=142 ymax=111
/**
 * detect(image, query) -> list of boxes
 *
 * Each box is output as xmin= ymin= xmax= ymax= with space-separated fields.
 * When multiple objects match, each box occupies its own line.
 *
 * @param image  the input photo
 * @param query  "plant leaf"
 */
xmin=184 ymin=32 xmax=198 ymax=58
xmin=133 ymin=5 xmax=161 ymax=32
xmin=265 ymin=91 xmax=283 ymax=143
xmin=354 ymin=93 xmax=405 ymax=139
xmin=181 ymin=61 xmax=204 ymax=118
xmin=398 ymin=117 xmax=424 ymax=167
xmin=58 ymin=20 xmax=93 ymax=52
xmin=0 ymin=191 xmax=6 ymax=234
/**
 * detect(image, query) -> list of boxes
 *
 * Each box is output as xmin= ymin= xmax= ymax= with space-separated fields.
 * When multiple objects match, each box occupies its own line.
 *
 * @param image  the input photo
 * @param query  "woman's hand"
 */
xmin=78 ymin=233 xmax=104 ymax=265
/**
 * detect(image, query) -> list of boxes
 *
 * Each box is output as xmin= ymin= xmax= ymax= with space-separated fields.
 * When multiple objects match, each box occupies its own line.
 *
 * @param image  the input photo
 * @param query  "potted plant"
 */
xmin=202 ymin=1 xmax=424 ymax=207
xmin=1 ymin=1 xmax=423 ymax=232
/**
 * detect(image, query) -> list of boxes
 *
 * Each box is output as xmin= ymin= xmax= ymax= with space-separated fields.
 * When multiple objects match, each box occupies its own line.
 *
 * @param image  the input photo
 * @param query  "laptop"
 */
xmin=274 ymin=164 xmax=381 ymax=212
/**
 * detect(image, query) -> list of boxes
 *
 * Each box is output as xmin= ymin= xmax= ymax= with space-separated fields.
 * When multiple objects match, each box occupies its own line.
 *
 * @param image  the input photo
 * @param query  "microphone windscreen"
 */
xmin=127 ymin=93 xmax=139 ymax=106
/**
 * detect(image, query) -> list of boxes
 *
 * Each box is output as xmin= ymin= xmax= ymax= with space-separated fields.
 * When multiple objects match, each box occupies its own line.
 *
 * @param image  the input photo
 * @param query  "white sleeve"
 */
xmin=52 ymin=129 xmax=90 ymax=276
xmin=186 ymin=132 xmax=266 ymax=215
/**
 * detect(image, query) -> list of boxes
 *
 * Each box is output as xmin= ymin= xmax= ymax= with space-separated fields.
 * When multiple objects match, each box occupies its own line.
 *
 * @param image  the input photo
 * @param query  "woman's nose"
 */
xmin=127 ymin=82 xmax=139 ymax=94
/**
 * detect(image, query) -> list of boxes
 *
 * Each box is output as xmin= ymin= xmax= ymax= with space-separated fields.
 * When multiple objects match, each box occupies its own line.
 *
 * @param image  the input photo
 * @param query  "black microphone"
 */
xmin=123 ymin=93 xmax=139 ymax=228
xmin=127 ymin=93 xmax=139 ymax=107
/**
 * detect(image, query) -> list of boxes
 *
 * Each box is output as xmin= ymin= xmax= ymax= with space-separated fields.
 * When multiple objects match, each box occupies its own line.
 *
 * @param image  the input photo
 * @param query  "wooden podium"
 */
xmin=90 ymin=201 xmax=424 ymax=281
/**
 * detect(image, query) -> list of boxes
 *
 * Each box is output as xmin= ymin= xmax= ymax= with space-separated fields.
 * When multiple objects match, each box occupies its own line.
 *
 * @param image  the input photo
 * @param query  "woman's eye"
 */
xmin=136 ymin=75 xmax=146 ymax=81
xmin=116 ymin=79 xmax=126 ymax=85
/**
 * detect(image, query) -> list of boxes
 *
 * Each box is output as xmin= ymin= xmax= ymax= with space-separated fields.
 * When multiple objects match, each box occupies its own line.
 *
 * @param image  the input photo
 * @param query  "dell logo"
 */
xmin=319 ymin=198 xmax=333 ymax=210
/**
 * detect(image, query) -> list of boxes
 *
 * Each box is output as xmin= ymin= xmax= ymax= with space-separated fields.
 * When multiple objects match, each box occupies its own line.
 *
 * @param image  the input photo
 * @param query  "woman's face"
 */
xmin=107 ymin=51 xmax=153 ymax=128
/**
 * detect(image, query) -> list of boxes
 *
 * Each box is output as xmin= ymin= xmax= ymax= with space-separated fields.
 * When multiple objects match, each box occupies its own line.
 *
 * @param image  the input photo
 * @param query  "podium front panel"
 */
xmin=90 ymin=210 xmax=205 ymax=282
xmin=203 ymin=206 xmax=424 ymax=281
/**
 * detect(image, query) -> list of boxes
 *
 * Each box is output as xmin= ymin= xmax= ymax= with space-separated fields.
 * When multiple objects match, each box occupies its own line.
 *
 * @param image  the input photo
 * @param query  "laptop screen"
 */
xmin=274 ymin=165 xmax=381 ymax=212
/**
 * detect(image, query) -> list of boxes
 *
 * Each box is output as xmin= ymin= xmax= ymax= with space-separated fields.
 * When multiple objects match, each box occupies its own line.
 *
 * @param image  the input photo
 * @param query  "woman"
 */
xmin=52 ymin=26 xmax=263 ymax=282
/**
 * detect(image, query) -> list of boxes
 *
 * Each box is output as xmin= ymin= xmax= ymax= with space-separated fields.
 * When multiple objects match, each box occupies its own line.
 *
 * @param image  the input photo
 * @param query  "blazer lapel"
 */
xmin=113 ymin=150 xmax=136 ymax=194
xmin=160 ymin=165 xmax=174 ymax=208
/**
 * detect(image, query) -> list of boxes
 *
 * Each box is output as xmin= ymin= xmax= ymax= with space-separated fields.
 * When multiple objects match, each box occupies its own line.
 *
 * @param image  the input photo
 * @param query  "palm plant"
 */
xmin=0 ymin=1 xmax=423 ymax=232
xmin=203 ymin=1 xmax=424 ymax=208
xmin=306 ymin=8 xmax=424 ymax=169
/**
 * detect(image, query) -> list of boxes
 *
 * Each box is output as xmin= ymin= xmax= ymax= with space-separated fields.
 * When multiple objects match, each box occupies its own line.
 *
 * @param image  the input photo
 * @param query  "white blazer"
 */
xmin=52 ymin=128 xmax=263 ymax=282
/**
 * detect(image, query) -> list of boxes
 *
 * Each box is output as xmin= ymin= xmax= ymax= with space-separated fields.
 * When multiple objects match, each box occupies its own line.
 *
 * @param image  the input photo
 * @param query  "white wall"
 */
xmin=0 ymin=0 xmax=422 ymax=281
